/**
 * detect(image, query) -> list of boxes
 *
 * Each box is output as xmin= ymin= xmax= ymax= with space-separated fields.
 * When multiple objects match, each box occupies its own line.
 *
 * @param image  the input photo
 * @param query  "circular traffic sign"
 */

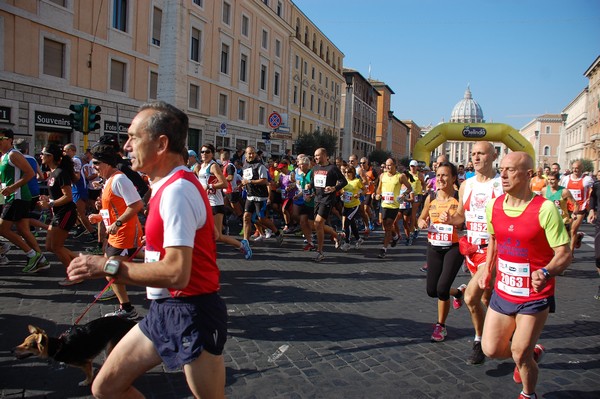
xmin=268 ymin=112 xmax=282 ymax=129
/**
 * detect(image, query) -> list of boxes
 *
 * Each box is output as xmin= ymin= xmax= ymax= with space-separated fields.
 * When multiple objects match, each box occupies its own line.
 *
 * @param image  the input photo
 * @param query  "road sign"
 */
xmin=219 ymin=122 xmax=227 ymax=136
xmin=268 ymin=112 xmax=282 ymax=129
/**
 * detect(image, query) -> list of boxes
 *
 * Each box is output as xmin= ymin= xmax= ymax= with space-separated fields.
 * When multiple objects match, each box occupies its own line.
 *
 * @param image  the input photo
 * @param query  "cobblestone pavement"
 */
xmin=1 ymin=224 xmax=599 ymax=399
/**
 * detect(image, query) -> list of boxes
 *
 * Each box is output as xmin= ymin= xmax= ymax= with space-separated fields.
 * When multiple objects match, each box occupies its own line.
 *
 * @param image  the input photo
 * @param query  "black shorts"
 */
xmin=314 ymin=202 xmax=332 ymax=219
xmin=29 ymin=196 xmax=40 ymax=213
xmin=225 ymin=192 xmax=240 ymax=204
xmin=270 ymin=194 xmax=283 ymax=205
xmin=51 ymin=203 xmax=78 ymax=231
xmin=381 ymin=207 xmax=399 ymax=221
xmin=298 ymin=204 xmax=315 ymax=221
xmin=88 ymin=189 xmax=101 ymax=201
xmin=139 ymin=293 xmax=228 ymax=370
xmin=244 ymin=200 xmax=267 ymax=218
xmin=489 ymin=291 xmax=555 ymax=315
xmin=1 ymin=199 xmax=31 ymax=222
xmin=211 ymin=205 xmax=225 ymax=215
xmin=105 ymin=244 xmax=137 ymax=258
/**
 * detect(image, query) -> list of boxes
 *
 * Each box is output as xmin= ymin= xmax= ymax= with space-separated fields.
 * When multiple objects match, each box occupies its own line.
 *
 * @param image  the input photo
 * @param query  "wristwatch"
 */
xmin=115 ymin=220 xmax=123 ymax=227
xmin=540 ymin=267 xmax=551 ymax=280
xmin=103 ymin=258 xmax=121 ymax=276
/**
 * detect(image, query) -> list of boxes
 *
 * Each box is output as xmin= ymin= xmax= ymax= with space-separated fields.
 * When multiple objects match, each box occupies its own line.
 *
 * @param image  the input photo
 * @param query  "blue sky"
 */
xmin=294 ymin=0 xmax=600 ymax=129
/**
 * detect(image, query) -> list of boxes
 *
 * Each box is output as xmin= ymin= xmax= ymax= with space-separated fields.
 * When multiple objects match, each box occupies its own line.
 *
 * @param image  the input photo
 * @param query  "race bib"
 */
xmin=382 ymin=191 xmax=395 ymax=204
xmin=398 ymin=200 xmax=409 ymax=209
xmin=342 ymin=191 xmax=353 ymax=203
xmin=428 ymin=223 xmax=454 ymax=246
xmin=496 ymin=258 xmax=530 ymax=297
xmin=465 ymin=210 xmax=488 ymax=244
xmin=314 ymin=174 xmax=327 ymax=188
xmin=99 ymin=209 xmax=111 ymax=228
xmin=569 ymin=189 xmax=582 ymax=201
xmin=145 ymin=250 xmax=171 ymax=300
xmin=243 ymin=168 xmax=253 ymax=180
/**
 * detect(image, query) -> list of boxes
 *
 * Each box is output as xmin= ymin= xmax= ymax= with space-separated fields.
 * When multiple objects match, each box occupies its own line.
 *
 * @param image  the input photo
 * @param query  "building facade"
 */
xmin=583 ymin=55 xmax=600 ymax=172
xmin=560 ymin=88 xmax=587 ymax=169
xmin=340 ymin=69 xmax=378 ymax=159
xmin=0 ymin=0 xmax=343 ymax=158
xmin=520 ymin=114 xmax=563 ymax=168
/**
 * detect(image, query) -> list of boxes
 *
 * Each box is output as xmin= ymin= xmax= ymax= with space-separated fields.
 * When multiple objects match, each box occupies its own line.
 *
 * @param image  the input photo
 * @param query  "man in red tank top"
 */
xmin=478 ymin=152 xmax=571 ymax=399
xmin=67 ymin=101 xmax=227 ymax=399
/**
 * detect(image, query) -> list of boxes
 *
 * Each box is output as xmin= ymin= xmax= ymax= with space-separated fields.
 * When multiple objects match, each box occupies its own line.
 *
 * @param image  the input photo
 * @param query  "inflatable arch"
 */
xmin=412 ymin=123 xmax=535 ymax=165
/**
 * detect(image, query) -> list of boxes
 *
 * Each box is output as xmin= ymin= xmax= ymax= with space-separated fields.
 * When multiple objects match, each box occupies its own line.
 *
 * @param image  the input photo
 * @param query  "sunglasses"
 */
xmin=92 ymin=160 xmax=102 ymax=165
xmin=359 ymin=161 xmax=366 ymax=164
xmin=200 ymin=150 xmax=211 ymax=154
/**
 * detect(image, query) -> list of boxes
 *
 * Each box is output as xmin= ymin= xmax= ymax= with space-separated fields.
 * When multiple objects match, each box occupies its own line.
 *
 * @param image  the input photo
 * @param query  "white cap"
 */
xmin=409 ymin=160 xmax=418 ymax=166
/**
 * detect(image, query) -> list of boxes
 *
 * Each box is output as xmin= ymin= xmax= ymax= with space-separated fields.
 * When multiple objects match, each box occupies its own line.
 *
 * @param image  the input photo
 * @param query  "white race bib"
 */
xmin=382 ymin=191 xmax=395 ymax=204
xmin=342 ymin=191 xmax=353 ymax=203
xmin=99 ymin=209 xmax=111 ymax=228
xmin=569 ymin=189 xmax=582 ymax=201
xmin=428 ymin=223 xmax=454 ymax=246
xmin=314 ymin=174 xmax=327 ymax=188
xmin=496 ymin=258 xmax=530 ymax=297
xmin=243 ymin=168 xmax=253 ymax=180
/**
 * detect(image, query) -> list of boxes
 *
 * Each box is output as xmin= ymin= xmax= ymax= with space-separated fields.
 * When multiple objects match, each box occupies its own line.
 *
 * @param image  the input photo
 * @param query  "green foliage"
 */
xmin=294 ymin=130 xmax=337 ymax=156
xmin=368 ymin=149 xmax=391 ymax=165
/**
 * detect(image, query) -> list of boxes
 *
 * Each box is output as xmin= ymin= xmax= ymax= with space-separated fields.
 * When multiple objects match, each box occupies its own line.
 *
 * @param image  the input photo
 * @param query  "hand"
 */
xmin=439 ymin=211 xmax=449 ymax=223
xmin=107 ymin=223 xmax=119 ymax=235
xmin=89 ymin=214 xmax=103 ymax=224
xmin=67 ymin=253 xmax=106 ymax=281
xmin=417 ymin=219 xmax=428 ymax=230
xmin=478 ymin=269 xmax=492 ymax=290
xmin=531 ymin=269 xmax=547 ymax=292
xmin=1 ymin=185 xmax=14 ymax=196
xmin=324 ymin=186 xmax=334 ymax=194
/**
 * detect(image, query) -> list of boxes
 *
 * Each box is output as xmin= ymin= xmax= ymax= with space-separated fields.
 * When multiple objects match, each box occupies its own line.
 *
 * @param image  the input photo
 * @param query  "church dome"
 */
xmin=450 ymin=86 xmax=484 ymax=123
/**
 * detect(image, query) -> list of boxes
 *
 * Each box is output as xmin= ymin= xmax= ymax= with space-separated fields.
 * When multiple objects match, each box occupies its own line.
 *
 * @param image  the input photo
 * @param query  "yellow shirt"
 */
xmin=342 ymin=178 xmax=363 ymax=208
xmin=380 ymin=172 xmax=402 ymax=209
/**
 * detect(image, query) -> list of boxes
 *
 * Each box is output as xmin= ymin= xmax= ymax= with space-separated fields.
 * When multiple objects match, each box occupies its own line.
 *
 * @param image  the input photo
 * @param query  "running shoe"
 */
xmin=517 ymin=392 xmax=537 ymax=399
xmin=73 ymin=225 xmax=87 ymax=238
xmin=22 ymin=252 xmax=44 ymax=273
xmin=467 ymin=341 xmax=486 ymax=365
xmin=420 ymin=264 xmax=428 ymax=273
xmin=303 ymin=243 xmax=315 ymax=251
xmin=355 ymin=238 xmax=364 ymax=249
xmin=95 ymin=286 xmax=117 ymax=301
xmin=104 ymin=306 xmax=138 ymax=319
xmin=0 ymin=254 xmax=8 ymax=265
xmin=413 ymin=230 xmax=420 ymax=240
xmin=265 ymin=229 xmax=273 ymax=239
xmin=58 ymin=277 xmax=83 ymax=286
xmin=431 ymin=323 xmax=447 ymax=342
xmin=575 ymin=232 xmax=584 ymax=249
xmin=253 ymin=235 xmax=266 ymax=242
xmin=453 ymin=283 xmax=468 ymax=310
xmin=513 ymin=344 xmax=545 ymax=384
xmin=390 ymin=235 xmax=399 ymax=248
xmin=377 ymin=248 xmax=386 ymax=259
xmin=0 ymin=242 xmax=11 ymax=255
xmin=313 ymin=252 xmax=325 ymax=263
xmin=595 ymin=286 xmax=600 ymax=300
xmin=341 ymin=242 xmax=351 ymax=252
xmin=275 ymin=232 xmax=284 ymax=246
xmin=334 ymin=233 xmax=343 ymax=249
xmin=240 ymin=239 xmax=252 ymax=260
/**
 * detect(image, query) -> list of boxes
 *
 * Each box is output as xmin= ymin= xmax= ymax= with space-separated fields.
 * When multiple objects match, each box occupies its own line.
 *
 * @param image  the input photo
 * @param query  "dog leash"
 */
xmin=72 ymin=246 xmax=144 ymax=326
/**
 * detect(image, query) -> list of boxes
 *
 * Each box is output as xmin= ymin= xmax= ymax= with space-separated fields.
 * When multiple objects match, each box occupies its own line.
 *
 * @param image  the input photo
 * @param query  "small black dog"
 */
xmin=14 ymin=316 xmax=136 ymax=386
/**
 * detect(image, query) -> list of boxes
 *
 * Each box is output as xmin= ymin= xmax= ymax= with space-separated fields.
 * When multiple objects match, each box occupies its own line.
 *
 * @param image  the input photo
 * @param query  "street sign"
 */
xmin=268 ymin=112 xmax=282 ymax=129
xmin=219 ymin=122 xmax=227 ymax=136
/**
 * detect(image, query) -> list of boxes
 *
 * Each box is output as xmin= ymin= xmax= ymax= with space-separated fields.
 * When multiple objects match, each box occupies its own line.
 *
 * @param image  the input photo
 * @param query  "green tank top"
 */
xmin=0 ymin=149 xmax=32 ymax=202
xmin=545 ymin=185 xmax=568 ymax=217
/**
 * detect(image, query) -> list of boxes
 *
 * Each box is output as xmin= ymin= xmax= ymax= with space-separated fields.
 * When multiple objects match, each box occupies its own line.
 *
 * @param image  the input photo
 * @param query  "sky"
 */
xmin=294 ymin=0 xmax=600 ymax=129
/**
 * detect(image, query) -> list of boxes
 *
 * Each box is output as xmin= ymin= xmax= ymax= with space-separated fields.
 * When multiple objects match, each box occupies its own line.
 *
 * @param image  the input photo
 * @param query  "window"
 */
xmin=215 ymin=136 xmax=230 ymax=151
xmin=293 ymin=85 xmax=298 ymax=104
xmin=222 ymin=2 xmax=231 ymax=25
xmin=189 ymin=84 xmax=199 ymax=109
xmin=310 ymin=94 xmax=314 ymax=111
xmin=302 ymin=91 xmax=306 ymax=108
xmin=241 ymin=15 xmax=249 ymax=37
xmin=261 ymin=30 xmax=268 ymax=50
xmin=317 ymin=98 xmax=321 ymax=114
xmin=324 ymin=101 xmax=327 ymax=117
xmin=149 ymin=71 xmax=158 ymax=99
xmin=543 ymin=146 xmax=550 ymax=156
xmin=239 ymin=54 xmax=248 ymax=82
xmin=220 ymin=43 xmax=229 ymax=74
xmin=49 ymin=0 xmax=66 ymax=6
xmin=193 ymin=0 xmax=203 ymax=7
xmin=260 ymin=65 xmax=267 ymax=90
xmin=258 ymin=106 xmax=266 ymax=125
xmin=238 ymin=100 xmax=246 ymax=121
xmin=545 ymin=126 xmax=551 ymax=134
xmin=191 ymin=28 xmax=201 ymax=62
xmin=113 ymin=0 xmax=127 ymax=32
xmin=319 ymin=72 xmax=322 ymax=84
xmin=295 ymin=55 xmax=299 ymax=69
xmin=43 ymin=38 xmax=64 ymax=78
xmin=218 ymin=93 xmax=228 ymax=116
xmin=311 ymin=67 xmax=315 ymax=80
xmin=276 ymin=1 xmax=282 ymax=16
xmin=275 ymin=39 xmax=281 ymax=58
xmin=152 ymin=7 xmax=162 ymax=46
xmin=274 ymin=72 xmax=280 ymax=96
xmin=303 ymin=61 xmax=307 ymax=75
xmin=188 ymin=128 xmax=202 ymax=154
xmin=263 ymin=0 xmax=269 ymax=6
xmin=110 ymin=59 xmax=126 ymax=92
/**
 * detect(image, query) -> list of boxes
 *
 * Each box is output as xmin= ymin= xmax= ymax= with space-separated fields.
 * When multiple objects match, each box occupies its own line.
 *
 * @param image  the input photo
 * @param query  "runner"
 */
xmin=530 ymin=167 xmax=547 ymax=195
xmin=560 ymin=160 xmax=593 ymax=256
xmin=340 ymin=166 xmax=364 ymax=251
xmin=587 ymin=169 xmax=600 ymax=299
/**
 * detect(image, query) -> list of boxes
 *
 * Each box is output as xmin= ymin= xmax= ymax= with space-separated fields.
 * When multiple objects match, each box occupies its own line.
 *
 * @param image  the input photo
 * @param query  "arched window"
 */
xmin=543 ymin=146 xmax=550 ymax=156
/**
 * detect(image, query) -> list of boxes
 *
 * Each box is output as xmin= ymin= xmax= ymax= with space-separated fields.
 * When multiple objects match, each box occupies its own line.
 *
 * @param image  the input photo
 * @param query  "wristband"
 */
xmin=48 ymin=199 xmax=55 ymax=208
xmin=540 ymin=267 xmax=551 ymax=280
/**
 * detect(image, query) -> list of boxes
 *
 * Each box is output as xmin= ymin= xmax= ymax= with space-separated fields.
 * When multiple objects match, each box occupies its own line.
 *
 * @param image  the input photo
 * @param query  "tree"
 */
xmin=368 ymin=149 xmax=391 ymax=165
xmin=294 ymin=129 xmax=337 ymax=157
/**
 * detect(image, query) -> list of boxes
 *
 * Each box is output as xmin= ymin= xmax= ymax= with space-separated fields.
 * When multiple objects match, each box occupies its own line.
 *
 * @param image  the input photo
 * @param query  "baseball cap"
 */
xmin=0 ymin=128 xmax=14 ymax=139
xmin=409 ymin=160 xmax=418 ymax=166
xmin=277 ymin=162 xmax=288 ymax=169
xmin=188 ymin=149 xmax=198 ymax=158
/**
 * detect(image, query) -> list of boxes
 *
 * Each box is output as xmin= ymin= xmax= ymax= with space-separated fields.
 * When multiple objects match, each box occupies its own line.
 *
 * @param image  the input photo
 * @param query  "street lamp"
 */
xmin=534 ymin=130 xmax=540 ymax=166
xmin=387 ymin=110 xmax=393 ymax=155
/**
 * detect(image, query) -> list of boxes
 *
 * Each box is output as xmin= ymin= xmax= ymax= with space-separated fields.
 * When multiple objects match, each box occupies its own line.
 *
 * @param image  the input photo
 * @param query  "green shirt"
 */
xmin=0 ymin=150 xmax=32 ymax=203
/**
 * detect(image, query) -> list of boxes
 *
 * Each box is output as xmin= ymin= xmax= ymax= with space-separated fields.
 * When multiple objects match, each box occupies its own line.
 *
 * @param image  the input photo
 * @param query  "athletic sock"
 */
xmin=121 ymin=302 xmax=134 ymax=311
xmin=519 ymin=392 xmax=536 ymax=399
xmin=474 ymin=335 xmax=482 ymax=342
xmin=26 ymin=249 xmax=36 ymax=258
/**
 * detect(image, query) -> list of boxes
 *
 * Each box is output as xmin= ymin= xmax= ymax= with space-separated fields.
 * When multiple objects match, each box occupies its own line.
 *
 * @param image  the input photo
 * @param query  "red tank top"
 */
xmin=491 ymin=194 xmax=555 ymax=303
xmin=146 ymin=169 xmax=220 ymax=297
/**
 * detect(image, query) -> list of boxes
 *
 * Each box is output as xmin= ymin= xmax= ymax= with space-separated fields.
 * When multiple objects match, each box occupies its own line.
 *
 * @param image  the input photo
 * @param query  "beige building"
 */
xmin=0 ymin=0 xmax=343 ymax=158
xmin=520 ymin=114 xmax=564 ymax=168
xmin=583 ymin=55 xmax=600 ymax=172
xmin=340 ymin=69 xmax=378 ymax=159
xmin=560 ymin=88 xmax=587 ymax=169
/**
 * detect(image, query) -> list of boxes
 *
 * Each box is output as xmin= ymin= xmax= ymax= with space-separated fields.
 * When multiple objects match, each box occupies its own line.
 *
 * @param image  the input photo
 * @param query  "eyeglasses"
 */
xmin=200 ymin=150 xmax=211 ymax=154
xmin=92 ymin=160 xmax=102 ymax=165
xmin=359 ymin=161 xmax=366 ymax=164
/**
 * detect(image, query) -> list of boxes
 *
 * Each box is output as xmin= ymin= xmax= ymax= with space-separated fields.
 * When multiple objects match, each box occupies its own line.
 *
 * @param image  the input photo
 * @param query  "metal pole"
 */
xmin=116 ymin=104 xmax=121 ymax=147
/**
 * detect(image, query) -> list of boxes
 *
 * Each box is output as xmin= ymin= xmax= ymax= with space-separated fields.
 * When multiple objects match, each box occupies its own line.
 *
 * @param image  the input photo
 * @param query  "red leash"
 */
xmin=73 ymin=246 xmax=144 ymax=325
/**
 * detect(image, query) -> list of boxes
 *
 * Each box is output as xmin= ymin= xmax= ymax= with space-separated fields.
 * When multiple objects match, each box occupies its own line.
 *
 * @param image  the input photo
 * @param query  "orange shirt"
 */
xmin=101 ymin=172 xmax=143 ymax=249
xmin=530 ymin=176 xmax=547 ymax=195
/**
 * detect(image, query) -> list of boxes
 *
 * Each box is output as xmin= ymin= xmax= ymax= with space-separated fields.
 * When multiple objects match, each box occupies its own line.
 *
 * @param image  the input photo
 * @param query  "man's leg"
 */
xmin=465 ymin=265 xmax=488 ymax=339
xmin=512 ymin=310 xmax=549 ymax=396
xmin=481 ymin=306 xmax=515 ymax=360
xmin=0 ymin=219 xmax=31 ymax=252
xmin=183 ymin=351 xmax=226 ymax=399
xmin=314 ymin=214 xmax=326 ymax=253
xmin=570 ymin=213 xmax=584 ymax=254
xmin=92 ymin=325 xmax=162 ymax=398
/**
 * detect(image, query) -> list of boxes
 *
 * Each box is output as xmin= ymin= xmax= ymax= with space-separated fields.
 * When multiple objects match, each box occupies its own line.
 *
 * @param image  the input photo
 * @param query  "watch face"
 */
xmin=105 ymin=260 xmax=119 ymax=275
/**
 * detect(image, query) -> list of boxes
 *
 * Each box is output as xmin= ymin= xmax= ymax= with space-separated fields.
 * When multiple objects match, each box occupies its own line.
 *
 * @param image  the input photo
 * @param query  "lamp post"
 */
xmin=342 ymin=72 xmax=354 ymax=159
xmin=557 ymin=112 xmax=568 ymax=168
xmin=386 ymin=110 xmax=393 ymax=156
xmin=534 ymin=130 xmax=540 ymax=167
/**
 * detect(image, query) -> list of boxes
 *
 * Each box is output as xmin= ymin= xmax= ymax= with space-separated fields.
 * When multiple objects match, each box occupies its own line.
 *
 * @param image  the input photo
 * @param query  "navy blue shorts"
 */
xmin=139 ymin=293 xmax=228 ymax=370
xmin=489 ymin=290 xmax=556 ymax=315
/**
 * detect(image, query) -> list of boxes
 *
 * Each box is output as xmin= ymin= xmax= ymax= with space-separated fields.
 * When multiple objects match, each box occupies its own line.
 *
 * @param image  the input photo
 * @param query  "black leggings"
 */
xmin=426 ymin=243 xmax=464 ymax=301
xmin=342 ymin=206 xmax=360 ymax=243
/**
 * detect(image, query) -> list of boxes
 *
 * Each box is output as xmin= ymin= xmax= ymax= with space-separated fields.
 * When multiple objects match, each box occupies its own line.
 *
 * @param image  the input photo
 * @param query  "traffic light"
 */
xmin=86 ymin=104 xmax=101 ymax=133
xmin=69 ymin=103 xmax=84 ymax=132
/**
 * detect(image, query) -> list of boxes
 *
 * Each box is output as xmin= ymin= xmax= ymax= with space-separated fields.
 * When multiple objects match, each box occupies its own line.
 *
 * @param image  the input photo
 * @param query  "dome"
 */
xmin=450 ymin=86 xmax=484 ymax=123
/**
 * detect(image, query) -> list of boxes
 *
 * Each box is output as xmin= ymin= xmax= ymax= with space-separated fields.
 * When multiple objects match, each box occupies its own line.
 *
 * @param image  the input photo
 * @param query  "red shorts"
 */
xmin=465 ymin=251 xmax=487 ymax=275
